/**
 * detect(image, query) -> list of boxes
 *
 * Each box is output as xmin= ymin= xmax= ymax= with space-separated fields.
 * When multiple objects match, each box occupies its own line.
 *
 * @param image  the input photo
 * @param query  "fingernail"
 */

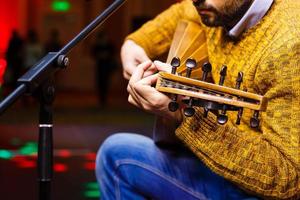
xmin=154 ymin=60 xmax=162 ymax=65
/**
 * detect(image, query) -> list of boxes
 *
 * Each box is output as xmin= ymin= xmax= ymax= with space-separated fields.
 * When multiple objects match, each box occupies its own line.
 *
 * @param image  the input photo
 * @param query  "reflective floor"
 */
xmin=0 ymin=91 xmax=154 ymax=200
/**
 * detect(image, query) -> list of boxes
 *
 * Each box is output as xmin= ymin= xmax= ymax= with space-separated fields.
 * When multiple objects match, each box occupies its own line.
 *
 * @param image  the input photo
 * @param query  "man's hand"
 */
xmin=121 ymin=40 xmax=156 ymax=80
xmin=127 ymin=60 xmax=182 ymax=124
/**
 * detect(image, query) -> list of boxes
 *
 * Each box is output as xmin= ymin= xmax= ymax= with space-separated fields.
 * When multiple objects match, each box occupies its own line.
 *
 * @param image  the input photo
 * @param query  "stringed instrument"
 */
xmin=155 ymin=20 xmax=268 ymax=128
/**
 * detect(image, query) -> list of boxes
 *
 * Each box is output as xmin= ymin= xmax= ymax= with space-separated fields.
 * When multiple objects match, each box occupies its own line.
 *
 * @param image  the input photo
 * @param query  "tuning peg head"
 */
xmin=250 ymin=111 xmax=260 ymax=128
xmin=202 ymin=62 xmax=212 ymax=73
xmin=184 ymin=107 xmax=195 ymax=117
xmin=171 ymin=57 xmax=181 ymax=67
xmin=220 ymin=65 xmax=227 ymax=76
xmin=217 ymin=114 xmax=228 ymax=125
xmin=219 ymin=65 xmax=227 ymax=85
xmin=185 ymin=58 xmax=197 ymax=69
xmin=168 ymin=101 xmax=179 ymax=112
xmin=250 ymin=117 xmax=259 ymax=128
xmin=217 ymin=105 xmax=228 ymax=125
xmin=236 ymin=108 xmax=244 ymax=125
xmin=201 ymin=62 xmax=212 ymax=81
xmin=185 ymin=58 xmax=197 ymax=78
xmin=236 ymin=72 xmax=243 ymax=82
xmin=203 ymin=107 xmax=209 ymax=118
xmin=184 ymin=97 xmax=195 ymax=117
xmin=235 ymin=72 xmax=244 ymax=89
xmin=171 ymin=57 xmax=181 ymax=74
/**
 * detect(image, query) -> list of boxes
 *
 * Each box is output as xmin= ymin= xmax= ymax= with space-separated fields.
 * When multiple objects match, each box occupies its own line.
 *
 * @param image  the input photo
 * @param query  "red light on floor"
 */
xmin=84 ymin=162 xmax=95 ymax=171
xmin=57 ymin=149 xmax=71 ymax=158
xmin=54 ymin=163 xmax=68 ymax=172
xmin=12 ymin=155 xmax=36 ymax=168
xmin=11 ymin=155 xmax=27 ymax=163
xmin=85 ymin=152 xmax=96 ymax=161
xmin=18 ymin=160 xmax=36 ymax=168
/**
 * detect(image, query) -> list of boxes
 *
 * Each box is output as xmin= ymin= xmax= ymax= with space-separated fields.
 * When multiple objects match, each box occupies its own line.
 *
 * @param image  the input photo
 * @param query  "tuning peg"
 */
xmin=184 ymin=100 xmax=195 ymax=117
xmin=219 ymin=65 xmax=227 ymax=85
xmin=168 ymin=100 xmax=179 ymax=112
xmin=235 ymin=72 xmax=243 ymax=89
xmin=201 ymin=62 xmax=212 ymax=117
xmin=168 ymin=89 xmax=179 ymax=112
xmin=185 ymin=58 xmax=197 ymax=78
xmin=218 ymin=115 xmax=228 ymax=125
xmin=217 ymin=105 xmax=228 ymax=125
xmin=203 ymin=107 xmax=209 ymax=118
xmin=168 ymin=57 xmax=181 ymax=112
xmin=235 ymin=72 xmax=244 ymax=124
xmin=201 ymin=62 xmax=212 ymax=81
xmin=183 ymin=58 xmax=197 ymax=117
xmin=170 ymin=57 xmax=180 ymax=74
xmin=236 ymin=108 xmax=243 ymax=125
xmin=250 ymin=111 xmax=260 ymax=128
xmin=216 ymin=66 xmax=228 ymax=124
xmin=184 ymin=107 xmax=195 ymax=117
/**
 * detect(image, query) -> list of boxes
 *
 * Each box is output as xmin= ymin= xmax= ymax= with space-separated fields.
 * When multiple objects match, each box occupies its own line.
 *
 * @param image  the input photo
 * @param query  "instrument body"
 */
xmin=155 ymin=20 xmax=268 ymax=128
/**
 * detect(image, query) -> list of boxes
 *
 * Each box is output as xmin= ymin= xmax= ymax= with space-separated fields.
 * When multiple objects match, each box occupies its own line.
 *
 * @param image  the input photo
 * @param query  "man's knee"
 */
xmin=96 ymin=133 xmax=126 ymax=170
xmin=96 ymin=133 xmax=151 ymax=173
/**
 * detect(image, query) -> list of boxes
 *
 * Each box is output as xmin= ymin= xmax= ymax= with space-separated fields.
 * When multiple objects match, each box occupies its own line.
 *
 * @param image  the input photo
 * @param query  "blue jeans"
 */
xmin=96 ymin=133 xmax=259 ymax=200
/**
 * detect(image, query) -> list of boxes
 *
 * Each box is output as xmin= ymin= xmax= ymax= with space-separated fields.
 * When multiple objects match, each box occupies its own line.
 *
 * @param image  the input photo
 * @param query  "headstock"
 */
xmin=156 ymin=57 xmax=268 ymax=128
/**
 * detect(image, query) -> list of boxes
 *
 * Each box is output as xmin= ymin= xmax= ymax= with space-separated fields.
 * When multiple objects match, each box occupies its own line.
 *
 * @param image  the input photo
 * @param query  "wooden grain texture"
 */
xmin=156 ymin=72 xmax=268 ymax=111
xmin=166 ymin=20 xmax=208 ymax=78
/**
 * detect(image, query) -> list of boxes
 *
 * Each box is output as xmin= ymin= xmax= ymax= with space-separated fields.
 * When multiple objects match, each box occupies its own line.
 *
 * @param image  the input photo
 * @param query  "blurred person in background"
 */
xmin=91 ymin=31 xmax=117 ymax=108
xmin=24 ymin=30 xmax=43 ymax=71
xmin=5 ymin=30 xmax=24 ymax=89
xmin=20 ymin=29 xmax=44 ymax=105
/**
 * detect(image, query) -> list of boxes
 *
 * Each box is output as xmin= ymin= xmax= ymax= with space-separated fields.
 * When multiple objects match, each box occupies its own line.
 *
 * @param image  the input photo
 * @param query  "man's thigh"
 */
xmin=97 ymin=133 xmax=257 ymax=200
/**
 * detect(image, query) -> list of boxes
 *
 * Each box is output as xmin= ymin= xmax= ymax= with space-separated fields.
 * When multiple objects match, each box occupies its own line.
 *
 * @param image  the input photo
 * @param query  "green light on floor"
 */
xmin=0 ymin=150 xmax=13 ymax=160
xmin=84 ymin=190 xmax=101 ymax=198
xmin=84 ymin=182 xmax=100 ymax=198
xmin=85 ymin=182 xmax=99 ymax=190
xmin=19 ymin=142 xmax=37 ymax=155
xmin=52 ymin=0 xmax=71 ymax=12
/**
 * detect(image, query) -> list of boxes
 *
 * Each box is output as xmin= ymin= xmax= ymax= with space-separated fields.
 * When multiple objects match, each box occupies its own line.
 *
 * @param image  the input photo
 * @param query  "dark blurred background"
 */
xmin=0 ymin=0 xmax=174 ymax=199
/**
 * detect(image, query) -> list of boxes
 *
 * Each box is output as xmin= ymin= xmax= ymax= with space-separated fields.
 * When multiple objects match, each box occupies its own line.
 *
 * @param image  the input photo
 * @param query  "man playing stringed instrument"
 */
xmin=96 ymin=0 xmax=300 ymax=199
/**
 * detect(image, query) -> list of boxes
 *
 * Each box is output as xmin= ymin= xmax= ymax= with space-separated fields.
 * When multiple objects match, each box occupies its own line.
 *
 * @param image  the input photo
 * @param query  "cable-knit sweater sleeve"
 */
xmin=126 ymin=0 xmax=200 ymax=59
xmin=175 ymin=40 xmax=300 ymax=199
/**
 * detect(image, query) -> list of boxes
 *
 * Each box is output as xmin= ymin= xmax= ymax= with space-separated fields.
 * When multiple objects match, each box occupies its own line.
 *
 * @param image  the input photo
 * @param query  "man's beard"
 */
xmin=194 ymin=0 xmax=253 ymax=29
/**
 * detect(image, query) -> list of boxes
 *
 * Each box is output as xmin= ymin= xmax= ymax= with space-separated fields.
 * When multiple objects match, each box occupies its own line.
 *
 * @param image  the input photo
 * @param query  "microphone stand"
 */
xmin=0 ymin=0 xmax=127 ymax=199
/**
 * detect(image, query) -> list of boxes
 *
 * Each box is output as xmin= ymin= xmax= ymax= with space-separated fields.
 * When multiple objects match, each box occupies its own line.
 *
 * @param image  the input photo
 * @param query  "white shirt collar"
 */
xmin=228 ymin=0 xmax=274 ymax=38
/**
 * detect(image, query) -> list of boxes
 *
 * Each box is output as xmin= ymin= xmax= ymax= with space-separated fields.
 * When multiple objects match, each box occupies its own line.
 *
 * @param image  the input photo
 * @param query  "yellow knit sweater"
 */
xmin=127 ymin=0 xmax=300 ymax=199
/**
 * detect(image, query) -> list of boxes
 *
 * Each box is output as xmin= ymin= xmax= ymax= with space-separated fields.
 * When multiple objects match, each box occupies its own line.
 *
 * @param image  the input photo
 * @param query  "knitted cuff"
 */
xmin=125 ymin=31 xmax=155 ymax=59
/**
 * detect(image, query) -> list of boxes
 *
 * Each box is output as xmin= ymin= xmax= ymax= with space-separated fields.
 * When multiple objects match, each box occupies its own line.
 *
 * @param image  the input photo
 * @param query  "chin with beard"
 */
xmin=193 ymin=0 xmax=253 ymax=29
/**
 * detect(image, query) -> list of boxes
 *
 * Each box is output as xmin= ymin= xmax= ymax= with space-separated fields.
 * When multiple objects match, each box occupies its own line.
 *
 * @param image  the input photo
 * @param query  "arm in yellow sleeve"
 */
xmin=126 ymin=0 xmax=200 ymax=59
